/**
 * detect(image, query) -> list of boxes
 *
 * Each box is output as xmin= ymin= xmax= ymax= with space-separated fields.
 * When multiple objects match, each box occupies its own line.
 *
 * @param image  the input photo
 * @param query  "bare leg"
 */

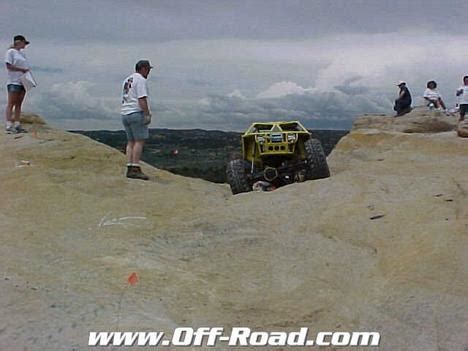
xmin=14 ymin=90 xmax=26 ymax=122
xmin=5 ymin=92 xmax=18 ymax=123
xmin=439 ymin=99 xmax=446 ymax=110
xmin=132 ymin=140 xmax=144 ymax=164
xmin=126 ymin=140 xmax=135 ymax=164
xmin=125 ymin=139 xmax=148 ymax=180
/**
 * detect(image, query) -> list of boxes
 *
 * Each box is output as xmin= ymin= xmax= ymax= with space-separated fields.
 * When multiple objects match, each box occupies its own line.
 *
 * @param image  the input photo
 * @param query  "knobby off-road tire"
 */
xmin=226 ymin=159 xmax=252 ymax=194
xmin=304 ymin=138 xmax=330 ymax=180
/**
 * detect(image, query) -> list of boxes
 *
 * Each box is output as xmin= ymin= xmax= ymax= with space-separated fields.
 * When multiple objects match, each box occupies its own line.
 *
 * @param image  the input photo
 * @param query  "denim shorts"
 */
xmin=122 ymin=111 xmax=149 ymax=141
xmin=7 ymin=84 xmax=25 ymax=93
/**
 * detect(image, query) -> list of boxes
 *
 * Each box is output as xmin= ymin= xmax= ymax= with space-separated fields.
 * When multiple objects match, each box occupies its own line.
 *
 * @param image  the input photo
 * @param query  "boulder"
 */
xmin=20 ymin=113 xmax=47 ymax=125
xmin=354 ymin=107 xmax=458 ymax=133
xmin=457 ymin=119 xmax=468 ymax=137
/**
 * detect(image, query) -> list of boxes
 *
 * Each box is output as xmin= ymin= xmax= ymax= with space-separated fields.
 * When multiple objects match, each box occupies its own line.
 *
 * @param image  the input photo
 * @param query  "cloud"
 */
xmin=4 ymin=31 xmax=468 ymax=131
xmin=28 ymin=81 xmax=118 ymax=127
xmin=162 ymin=78 xmax=388 ymax=130
xmin=334 ymin=76 xmax=369 ymax=96
xmin=227 ymin=90 xmax=246 ymax=99
xmin=256 ymin=81 xmax=315 ymax=99
xmin=154 ymin=80 xmax=391 ymax=131
xmin=3 ymin=0 xmax=468 ymax=44
xmin=30 ymin=66 xmax=63 ymax=74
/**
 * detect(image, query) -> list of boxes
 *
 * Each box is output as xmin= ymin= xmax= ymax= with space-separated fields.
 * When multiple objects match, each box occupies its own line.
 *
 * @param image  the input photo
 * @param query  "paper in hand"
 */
xmin=19 ymin=71 xmax=38 ymax=91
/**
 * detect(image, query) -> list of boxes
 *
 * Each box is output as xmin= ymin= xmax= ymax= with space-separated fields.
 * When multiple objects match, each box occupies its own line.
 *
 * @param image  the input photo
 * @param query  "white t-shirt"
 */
xmin=121 ymin=72 xmax=149 ymax=115
xmin=423 ymin=88 xmax=441 ymax=101
xmin=4 ymin=48 xmax=29 ymax=85
xmin=457 ymin=85 xmax=468 ymax=105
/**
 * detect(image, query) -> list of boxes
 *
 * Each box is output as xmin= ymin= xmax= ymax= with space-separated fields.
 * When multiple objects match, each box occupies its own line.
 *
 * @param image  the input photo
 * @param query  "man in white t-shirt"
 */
xmin=121 ymin=60 xmax=154 ymax=180
xmin=456 ymin=75 xmax=468 ymax=122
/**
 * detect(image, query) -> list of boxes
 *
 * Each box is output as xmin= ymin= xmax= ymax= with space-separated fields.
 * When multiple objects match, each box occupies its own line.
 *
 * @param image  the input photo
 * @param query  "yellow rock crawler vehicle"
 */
xmin=226 ymin=121 xmax=330 ymax=194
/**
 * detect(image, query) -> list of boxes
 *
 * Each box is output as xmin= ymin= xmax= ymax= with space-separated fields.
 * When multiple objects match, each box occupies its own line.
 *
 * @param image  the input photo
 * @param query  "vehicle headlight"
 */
xmin=287 ymin=134 xmax=297 ymax=142
xmin=256 ymin=136 xmax=265 ymax=143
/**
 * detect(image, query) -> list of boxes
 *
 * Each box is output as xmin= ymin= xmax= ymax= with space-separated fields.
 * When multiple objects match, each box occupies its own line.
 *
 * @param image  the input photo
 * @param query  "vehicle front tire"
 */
xmin=226 ymin=159 xmax=252 ymax=194
xmin=304 ymin=138 xmax=330 ymax=180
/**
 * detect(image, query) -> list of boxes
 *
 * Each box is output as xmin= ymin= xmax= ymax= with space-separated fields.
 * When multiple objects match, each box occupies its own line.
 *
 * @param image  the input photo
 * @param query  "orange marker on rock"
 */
xmin=127 ymin=272 xmax=138 ymax=286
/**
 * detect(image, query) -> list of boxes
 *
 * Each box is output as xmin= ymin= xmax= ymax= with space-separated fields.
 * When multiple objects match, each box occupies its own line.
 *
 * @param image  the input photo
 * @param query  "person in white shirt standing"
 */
xmin=456 ymin=76 xmax=468 ymax=122
xmin=423 ymin=80 xmax=446 ymax=111
xmin=4 ymin=35 xmax=30 ymax=134
xmin=121 ymin=60 xmax=154 ymax=180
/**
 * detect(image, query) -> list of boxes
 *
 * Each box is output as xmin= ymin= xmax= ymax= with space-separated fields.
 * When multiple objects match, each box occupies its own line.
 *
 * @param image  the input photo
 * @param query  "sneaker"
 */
xmin=126 ymin=166 xmax=149 ymax=180
xmin=5 ymin=126 xmax=17 ymax=134
xmin=15 ymin=125 xmax=28 ymax=133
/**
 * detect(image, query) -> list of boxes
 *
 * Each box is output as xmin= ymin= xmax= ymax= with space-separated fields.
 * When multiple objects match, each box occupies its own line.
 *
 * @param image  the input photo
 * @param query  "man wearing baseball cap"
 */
xmin=121 ymin=60 xmax=154 ymax=180
xmin=394 ymin=81 xmax=412 ymax=117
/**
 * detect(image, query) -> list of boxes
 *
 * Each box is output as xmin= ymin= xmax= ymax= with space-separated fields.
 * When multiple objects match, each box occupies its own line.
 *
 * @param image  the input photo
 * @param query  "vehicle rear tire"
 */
xmin=226 ymin=159 xmax=252 ymax=194
xmin=304 ymin=138 xmax=330 ymax=180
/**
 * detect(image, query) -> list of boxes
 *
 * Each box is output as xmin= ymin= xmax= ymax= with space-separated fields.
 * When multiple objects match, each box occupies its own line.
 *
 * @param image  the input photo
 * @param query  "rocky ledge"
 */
xmin=0 ymin=112 xmax=466 ymax=350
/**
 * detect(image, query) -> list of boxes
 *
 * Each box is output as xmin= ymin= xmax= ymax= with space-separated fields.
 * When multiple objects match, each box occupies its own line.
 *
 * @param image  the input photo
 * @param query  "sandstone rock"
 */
xmin=355 ymin=107 xmax=458 ymax=133
xmin=0 ymin=114 xmax=467 ymax=350
xmin=20 ymin=113 xmax=47 ymax=125
xmin=457 ymin=119 xmax=468 ymax=137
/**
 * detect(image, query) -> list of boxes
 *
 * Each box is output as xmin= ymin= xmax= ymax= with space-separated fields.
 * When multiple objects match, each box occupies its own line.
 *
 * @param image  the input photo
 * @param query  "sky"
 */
xmin=1 ymin=0 xmax=468 ymax=131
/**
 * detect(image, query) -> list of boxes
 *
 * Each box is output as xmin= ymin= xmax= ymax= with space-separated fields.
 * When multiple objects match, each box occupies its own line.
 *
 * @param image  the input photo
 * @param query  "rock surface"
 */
xmin=354 ymin=107 xmax=458 ymax=133
xmin=20 ymin=113 xmax=47 ymax=125
xmin=1 ymin=114 xmax=467 ymax=350
xmin=458 ymin=119 xmax=468 ymax=138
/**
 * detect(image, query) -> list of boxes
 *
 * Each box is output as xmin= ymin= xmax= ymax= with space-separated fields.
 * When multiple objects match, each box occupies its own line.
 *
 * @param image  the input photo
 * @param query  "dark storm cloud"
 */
xmin=2 ymin=1 xmax=468 ymax=130
xmin=1 ymin=0 xmax=467 ymax=43
xmin=30 ymin=66 xmax=63 ymax=74
xmin=334 ymin=76 xmax=369 ymax=96
xmin=154 ymin=88 xmax=392 ymax=131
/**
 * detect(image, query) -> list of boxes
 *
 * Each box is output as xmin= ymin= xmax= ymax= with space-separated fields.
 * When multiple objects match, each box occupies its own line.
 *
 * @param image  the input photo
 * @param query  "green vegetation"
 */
xmin=72 ymin=128 xmax=348 ymax=183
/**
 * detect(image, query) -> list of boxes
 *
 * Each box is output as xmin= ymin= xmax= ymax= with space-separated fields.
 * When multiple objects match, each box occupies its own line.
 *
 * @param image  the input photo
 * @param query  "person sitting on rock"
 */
xmin=394 ymin=81 xmax=412 ymax=116
xmin=423 ymin=81 xmax=446 ymax=111
xmin=456 ymin=75 xmax=468 ymax=122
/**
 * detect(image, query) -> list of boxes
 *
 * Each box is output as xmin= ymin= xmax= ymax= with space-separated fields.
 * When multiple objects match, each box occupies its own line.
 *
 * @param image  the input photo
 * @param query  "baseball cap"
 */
xmin=396 ymin=80 xmax=406 ymax=86
xmin=135 ymin=60 xmax=154 ymax=71
xmin=14 ymin=35 xmax=30 ymax=45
